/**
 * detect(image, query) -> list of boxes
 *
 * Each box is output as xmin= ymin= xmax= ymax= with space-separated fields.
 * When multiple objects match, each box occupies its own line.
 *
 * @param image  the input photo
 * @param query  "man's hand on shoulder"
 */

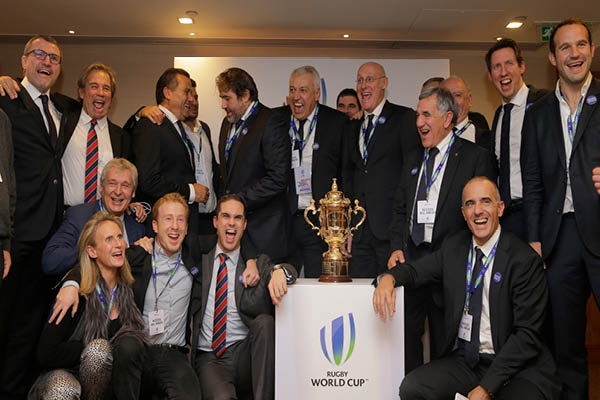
xmin=139 ymin=105 xmax=165 ymax=125
xmin=0 ymin=76 xmax=20 ymax=99
xmin=468 ymin=385 xmax=492 ymax=400
xmin=593 ymin=166 xmax=600 ymax=195
xmin=373 ymin=274 xmax=396 ymax=321
xmin=387 ymin=250 xmax=405 ymax=269
xmin=242 ymin=258 xmax=260 ymax=288
xmin=2 ymin=250 xmax=11 ymax=279
xmin=134 ymin=236 xmax=154 ymax=254
xmin=49 ymin=285 xmax=79 ymax=325
xmin=268 ymin=266 xmax=289 ymax=306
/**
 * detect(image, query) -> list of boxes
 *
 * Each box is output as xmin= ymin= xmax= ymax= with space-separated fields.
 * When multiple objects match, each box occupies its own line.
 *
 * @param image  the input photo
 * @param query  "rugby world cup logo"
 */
xmin=320 ymin=313 xmax=356 ymax=366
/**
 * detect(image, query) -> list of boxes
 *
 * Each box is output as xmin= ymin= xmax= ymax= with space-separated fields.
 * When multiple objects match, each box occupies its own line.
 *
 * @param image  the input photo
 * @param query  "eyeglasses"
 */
xmin=356 ymin=76 xmax=385 ymax=85
xmin=24 ymin=49 xmax=61 ymax=65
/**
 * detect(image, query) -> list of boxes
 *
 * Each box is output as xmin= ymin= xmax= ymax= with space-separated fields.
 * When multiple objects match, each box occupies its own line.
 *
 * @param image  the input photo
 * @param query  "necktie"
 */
xmin=176 ymin=120 xmax=195 ymax=167
xmin=411 ymin=147 xmax=439 ymax=246
xmin=84 ymin=119 xmax=98 ymax=203
xmin=212 ymin=253 xmax=228 ymax=357
xmin=296 ymin=119 xmax=307 ymax=158
xmin=362 ymin=114 xmax=374 ymax=163
xmin=464 ymin=247 xmax=485 ymax=368
xmin=499 ymin=103 xmax=514 ymax=207
xmin=39 ymin=94 xmax=58 ymax=149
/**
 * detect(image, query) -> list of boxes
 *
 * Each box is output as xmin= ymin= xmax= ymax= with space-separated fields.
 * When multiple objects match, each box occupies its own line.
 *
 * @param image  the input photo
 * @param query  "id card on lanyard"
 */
xmin=149 ymin=247 xmax=182 ymax=336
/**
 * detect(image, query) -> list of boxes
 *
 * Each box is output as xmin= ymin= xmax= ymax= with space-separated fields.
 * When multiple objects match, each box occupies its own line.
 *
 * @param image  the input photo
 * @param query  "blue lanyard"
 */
xmin=464 ymin=238 xmax=499 ymax=313
xmin=361 ymin=115 xmax=379 ymax=160
xmin=289 ymin=104 xmax=319 ymax=151
xmin=421 ymin=134 xmax=456 ymax=198
xmin=225 ymin=101 xmax=258 ymax=160
xmin=151 ymin=246 xmax=183 ymax=311
xmin=96 ymin=283 xmax=118 ymax=320
xmin=454 ymin=120 xmax=472 ymax=137
xmin=559 ymin=86 xmax=584 ymax=144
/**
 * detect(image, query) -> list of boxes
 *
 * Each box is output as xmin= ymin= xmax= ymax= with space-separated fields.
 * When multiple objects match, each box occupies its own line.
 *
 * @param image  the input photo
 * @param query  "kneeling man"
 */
xmin=374 ymin=177 xmax=560 ymax=400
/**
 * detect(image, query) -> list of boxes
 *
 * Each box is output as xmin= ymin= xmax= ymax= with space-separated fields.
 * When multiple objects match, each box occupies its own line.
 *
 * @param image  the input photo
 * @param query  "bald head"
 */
xmin=356 ymin=62 xmax=388 ymax=113
xmin=441 ymin=76 xmax=472 ymax=124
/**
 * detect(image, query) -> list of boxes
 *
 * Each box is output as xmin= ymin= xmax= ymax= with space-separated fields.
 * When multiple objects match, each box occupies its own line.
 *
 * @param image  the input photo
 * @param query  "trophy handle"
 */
xmin=349 ymin=200 xmax=366 ymax=234
xmin=303 ymin=200 xmax=321 ymax=235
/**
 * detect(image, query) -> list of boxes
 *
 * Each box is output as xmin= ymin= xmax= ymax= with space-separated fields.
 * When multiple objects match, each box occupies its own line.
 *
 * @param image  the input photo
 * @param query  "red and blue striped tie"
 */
xmin=212 ymin=253 xmax=228 ymax=357
xmin=84 ymin=119 xmax=98 ymax=203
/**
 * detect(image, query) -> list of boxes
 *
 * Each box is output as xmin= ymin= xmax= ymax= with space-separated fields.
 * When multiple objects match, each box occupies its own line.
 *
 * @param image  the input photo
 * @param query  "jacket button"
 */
xmin=52 ymin=179 xmax=58 ymax=185
xmin=364 ymin=169 xmax=368 ymax=174
xmin=556 ymin=209 xmax=561 ymax=214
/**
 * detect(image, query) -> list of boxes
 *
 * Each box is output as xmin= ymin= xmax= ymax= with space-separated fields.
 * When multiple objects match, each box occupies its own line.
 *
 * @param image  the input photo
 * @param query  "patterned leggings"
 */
xmin=28 ymin=338 xmax=113 ymax=400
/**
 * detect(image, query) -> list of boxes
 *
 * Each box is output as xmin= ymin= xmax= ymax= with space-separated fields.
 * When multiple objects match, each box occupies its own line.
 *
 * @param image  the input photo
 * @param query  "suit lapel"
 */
xmin=234 ymin=256 xmax=245 ymax=310
xmin=366 ymin=101 xmax=391 ymax=164
xmin=312 ymin=105 xmax=326 ymax=186
xmin=228 ymin=103 xmax=261 ymax=174
xmin=435 ymin=137 xmax=462 ymax=216
xmin=488 ymin=232 xmax=509 ymax=351
xmin=57 ymin=108 xmax=81 ymax=158
xmin=548 ymin=95 xmax=568 ymax=171
xmin=108 ymin=120 xmax=121 ymax=156
xmin=200 ymin=249 xmax=216 ymax=322
xmin=166 ymin=119 xmax=193 ymax=170
xmin=19 ymin=83 xmax=53 ymax=147
xmin=135 ymin=255 xmax=153 ymax=311
xmin=450 ymin=237 xmax=470 ymax=337
xmin=406 ymin=151 xmax=422 ymax=213
xmin=572 ymin=78 xmax=600 ymax=151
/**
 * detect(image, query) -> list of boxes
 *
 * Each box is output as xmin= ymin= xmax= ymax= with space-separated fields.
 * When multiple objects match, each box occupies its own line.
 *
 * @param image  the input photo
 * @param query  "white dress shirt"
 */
xmin=198 ymin=245 xmax=249 ymax=352
xmin=555 ymin=72 xmax=592 ymax=214
xmin=454 ymin=118 xmax=476 ymax=144
xmin=291 ymin=105 xmax=317 ymax=210
xmin=471 ymin=226 xmax=501 ymax=354
xmin=184 ymin=120 xmax=217 ymax=213
xmin=63 ymin=111 xmax=113 ymax=206
xmin=358 ymin=99 xmax=385 ymax=156
xmin=494 ymin=83 xmax=529 ymax=200
xmin=158 ymin=105 xmax=196 ymax=204
xmin=21 ymin=77 xmax=61 ymax=135
xmin=410 ymin=131 xmax=454 ymax=243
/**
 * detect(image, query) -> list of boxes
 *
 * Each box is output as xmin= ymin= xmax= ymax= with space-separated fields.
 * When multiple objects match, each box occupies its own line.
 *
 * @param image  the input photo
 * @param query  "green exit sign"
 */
xmin=541 ymin=25 xmax=554 ymax=42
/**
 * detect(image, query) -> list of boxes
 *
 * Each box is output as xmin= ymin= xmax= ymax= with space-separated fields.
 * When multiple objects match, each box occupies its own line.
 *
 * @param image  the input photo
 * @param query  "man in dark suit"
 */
xmin=441 ymin=76 xmax=494 ymax=153
xmin=216 ymin=67 xmax=290 ymax=263
xmin=61 ymin=63 xmax=130 ymax=207
xmin=375 ymin=177 xmax=560 ymax=400
xmin=132 ymin=68 xmax=209 ymax=234
xmin=273 ymin=65 xmax=346 ymax=278
xmin=42 ymin=158 xmax=146 ymax=276
xmin=387 ymin=86 xmax=497 ymax=373
xmin=343 ymin=62 xmax=422 ymax=278
xmin=0 ymin=34 xmax=79 ymax=399
xmin=191 ymin=194 xmax=297 ymax=400
xmin=485 ymin=38 xmax=549 ymax=241
xmin=522 ymin=18 xmax=600 ymax=400
xmin=0 ymin=109 xmax=15 ymax=292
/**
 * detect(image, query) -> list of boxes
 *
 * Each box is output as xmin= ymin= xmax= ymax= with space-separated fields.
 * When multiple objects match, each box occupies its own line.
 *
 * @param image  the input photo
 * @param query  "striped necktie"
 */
xmin=84 ymin=119 xmax=98 ymax=203
xmin=212 ymin=253 xmax=229 ymax=357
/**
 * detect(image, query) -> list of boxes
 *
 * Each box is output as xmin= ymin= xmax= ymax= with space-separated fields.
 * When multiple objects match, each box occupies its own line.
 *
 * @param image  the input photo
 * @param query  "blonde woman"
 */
xmin=29 ymin=212 xmax=147 ymax=400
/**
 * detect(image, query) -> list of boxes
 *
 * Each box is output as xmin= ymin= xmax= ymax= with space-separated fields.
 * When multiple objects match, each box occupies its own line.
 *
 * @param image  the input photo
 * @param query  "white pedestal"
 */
xmin=275 ymin=278 xmax=404 ymax=399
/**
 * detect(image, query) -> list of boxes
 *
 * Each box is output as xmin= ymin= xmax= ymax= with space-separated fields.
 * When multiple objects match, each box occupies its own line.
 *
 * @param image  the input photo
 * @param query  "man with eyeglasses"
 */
xmin=342 ymin=62 xmax=421 ymax=278
xmin=0 ymin=34 xmax=78 ymax=399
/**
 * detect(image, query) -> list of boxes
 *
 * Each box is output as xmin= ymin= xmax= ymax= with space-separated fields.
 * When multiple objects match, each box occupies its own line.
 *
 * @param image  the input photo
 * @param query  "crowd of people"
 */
xmin=0 ymin=15 xmax=599 ymax=400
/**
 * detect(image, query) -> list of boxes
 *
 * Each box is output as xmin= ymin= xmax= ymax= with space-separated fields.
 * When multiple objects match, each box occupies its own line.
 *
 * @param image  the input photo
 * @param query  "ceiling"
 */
xmin=3 ymin=0 xmax=599 ymax=45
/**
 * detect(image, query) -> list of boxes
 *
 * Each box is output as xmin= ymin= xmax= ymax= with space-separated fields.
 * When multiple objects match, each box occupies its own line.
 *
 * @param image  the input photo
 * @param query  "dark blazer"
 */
xmin=385 ymin=230 xmax=560 ymax=399
xmin=474 ymin=125 xmax=494 ymax=154
xmin=42 ymin=200 xmax=147 ymax=276
xmin=0 ymin=82 xmax=78 ymax=241
xmin=468 ymin=111 xmax=490 ymax=132
xmin=522 ymin=78 xmax=600 ymax=258
xmin=198 ymin=120 xmax=221 ymax=205
xmin=58 ymin=106 xmax=131 ymax=160
xmin=189 ymin=251 xmax=297 ymax=358
xmin=218 ymin=102 xmax=290 ymax=261
xmin=131 ymin=116 xmax=196 ymax=205
xmin=490 ymin=85 xmax=549 ymax=158
xmin=343 ymin=100 xmax=422 ymax=241
xmin=272 ymin=104 xmax=346 ymax=208
xmin=390 ymin=137 xmax=497 ymax=254
xmin=0 ymin=109 xmax=15 ymax=253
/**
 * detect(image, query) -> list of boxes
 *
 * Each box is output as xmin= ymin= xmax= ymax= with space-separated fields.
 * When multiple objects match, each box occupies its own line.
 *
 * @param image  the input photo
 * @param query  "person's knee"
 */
xmin=113 ymin=335 xmax=146 ymax=364
xmin=34 ymin=370 xmax=81 ymax=399
xmin=251 ymin=314 xmax=274 ymax=334
xmin=81 ymin=338 xmax=112 ymax=366
xmin=399 ymin=374 xmax=424 ymax=400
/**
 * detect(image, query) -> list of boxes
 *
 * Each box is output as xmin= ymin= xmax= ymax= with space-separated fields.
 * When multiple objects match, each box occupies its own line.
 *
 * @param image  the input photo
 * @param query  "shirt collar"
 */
xmin=21 ymin=77 xmax=48 ymax=99
xmin=80 ymin=108 xmax=108 ymax=131
xmin=454 ymin=118 xmax=470 ymax=131
xmin=154 ymin=241 xmax=183 ymax=263
xmin=215 ymin=243 xmax=240 ymax=266
xmin=555 ymin=72 xmax=593 ymax=106
xmin=158 ymin=104 xmax=180 ymax=125
xmin=365 ymin=99 xmax=385 ymax=119
xmin=472 ymin=226 xmax=501 ymax=257
xmin=503 ymin=82 xmax=528 ymax=108
xmin=433 ymin=129 xmax=453 ymax=154
xmin=239 ymin=100 xmax=258 ymax=124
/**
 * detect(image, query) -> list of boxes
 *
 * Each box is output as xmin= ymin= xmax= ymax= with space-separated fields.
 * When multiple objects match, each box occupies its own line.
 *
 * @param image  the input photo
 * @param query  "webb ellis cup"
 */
xmin=304 ymin=179 xmax=366 ymax=282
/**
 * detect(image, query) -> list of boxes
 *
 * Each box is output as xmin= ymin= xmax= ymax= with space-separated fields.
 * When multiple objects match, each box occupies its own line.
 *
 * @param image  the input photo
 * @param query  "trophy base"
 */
xmin=319 ymin=275 xmax=352 ymax=283
xmin=318 ymin=258 xmax=352 ymax=283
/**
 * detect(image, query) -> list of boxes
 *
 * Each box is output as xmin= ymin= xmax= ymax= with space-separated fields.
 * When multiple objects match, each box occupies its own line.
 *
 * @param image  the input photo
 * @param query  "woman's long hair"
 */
xmin=76 ymin=211 xmax=146 ymax=345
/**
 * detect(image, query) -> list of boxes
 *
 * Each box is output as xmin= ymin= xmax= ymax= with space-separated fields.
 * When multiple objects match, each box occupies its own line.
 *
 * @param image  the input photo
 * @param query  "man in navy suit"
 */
xmin=43 ymin=158 xmax=147 ymax=276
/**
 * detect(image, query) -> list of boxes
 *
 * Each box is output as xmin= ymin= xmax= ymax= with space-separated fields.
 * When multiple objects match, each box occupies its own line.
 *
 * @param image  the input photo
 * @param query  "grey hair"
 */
xmin=419 ymin=86 xmax=458 ymax=126
xmin=290 ymin=65 xmax=321 ymax=91
xmin=443 ymin=75 xmax=471 ymax=94
xmin=100 ymin=158 xmax=138 ymax=190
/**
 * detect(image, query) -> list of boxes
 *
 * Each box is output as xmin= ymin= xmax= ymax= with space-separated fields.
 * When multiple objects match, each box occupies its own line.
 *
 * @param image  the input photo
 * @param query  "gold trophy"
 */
xmin=304 ymin=179 xmax=366 ymax=282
